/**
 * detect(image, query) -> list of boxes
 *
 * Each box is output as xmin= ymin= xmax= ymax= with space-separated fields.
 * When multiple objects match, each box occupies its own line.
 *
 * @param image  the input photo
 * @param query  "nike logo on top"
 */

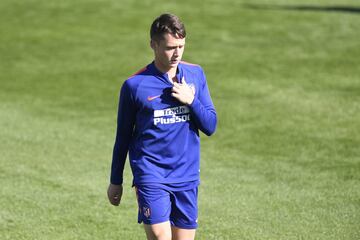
xmin=147 ymin=95 xmax=161 ymax=101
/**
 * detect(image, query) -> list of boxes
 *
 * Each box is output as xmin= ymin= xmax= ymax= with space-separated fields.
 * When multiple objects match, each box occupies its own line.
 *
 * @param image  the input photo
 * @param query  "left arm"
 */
xmin=171 ymin=72 xmax=217 ymax=136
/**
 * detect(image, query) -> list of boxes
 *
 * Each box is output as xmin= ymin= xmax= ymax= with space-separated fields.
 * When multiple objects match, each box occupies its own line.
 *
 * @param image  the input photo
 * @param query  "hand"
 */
xmin=171 ymin=77 xmax=195 ymax=105
xmin=107 ymin=183 xmax=123 ymax=206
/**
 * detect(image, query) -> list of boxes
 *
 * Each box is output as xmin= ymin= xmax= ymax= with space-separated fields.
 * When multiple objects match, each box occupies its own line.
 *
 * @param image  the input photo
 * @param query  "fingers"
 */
xmin=171 ymin=79 xmax=194 ymax=105
xmin=173 ymin=82 xmax=180 ymax=88
xmin=172 ymin=86 xmax=180 ymax=94
xmin=173 ymin=77 xmax=186 ymax=86
xmin=182 ymin=76 xmax=187 ymax=84
xmin=110 ymin=195 xmax=121 ymax=206
xmin=107 ymin=184 xmax=123 ymax=206
xmin=172 ymin=82 xmax=187 ymax=91
xmin=108 ymin=194 xmax=119 ymax=206
xmin=171 ymin=92 xmax=180 ymax=99
xmin=172 ymin=83 xmax=192 ymax=97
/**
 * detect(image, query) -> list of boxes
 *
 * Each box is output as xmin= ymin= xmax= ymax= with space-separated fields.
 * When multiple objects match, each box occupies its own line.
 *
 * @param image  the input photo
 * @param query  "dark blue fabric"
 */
xmin=111 ymin=61 xmax=217 ymax=185
xmin=136 ymin=185 xmax=199 ymax=229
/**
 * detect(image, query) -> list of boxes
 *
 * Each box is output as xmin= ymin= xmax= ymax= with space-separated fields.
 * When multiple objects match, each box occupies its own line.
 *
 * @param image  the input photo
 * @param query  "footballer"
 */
xmin=107 ymin=13 xmax=217 ymax=240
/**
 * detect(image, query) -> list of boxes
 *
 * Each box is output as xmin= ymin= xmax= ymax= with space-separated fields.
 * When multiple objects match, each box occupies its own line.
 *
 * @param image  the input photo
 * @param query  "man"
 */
xmin=107 ymin=13 xmax=217 ymax=240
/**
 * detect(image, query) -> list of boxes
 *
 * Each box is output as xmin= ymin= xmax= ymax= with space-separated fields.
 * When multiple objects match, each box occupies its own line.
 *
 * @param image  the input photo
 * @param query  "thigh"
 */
xmin=144 ymin=221 xmax=172 ymax=240
xmin=135 ymin=185 xmax=172 ymax=225
xmin=170 ymin=187 xmax=198 ymax=230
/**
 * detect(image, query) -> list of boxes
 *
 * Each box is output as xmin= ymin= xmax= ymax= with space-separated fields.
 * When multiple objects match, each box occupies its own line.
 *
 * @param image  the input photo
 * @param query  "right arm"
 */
xmin=108 ymin=81 xmax=136 ymax=205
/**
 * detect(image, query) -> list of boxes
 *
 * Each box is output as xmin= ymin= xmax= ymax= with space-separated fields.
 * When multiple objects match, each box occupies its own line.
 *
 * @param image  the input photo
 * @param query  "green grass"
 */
xmin=1 ymin=0 xmax=360 ymax=239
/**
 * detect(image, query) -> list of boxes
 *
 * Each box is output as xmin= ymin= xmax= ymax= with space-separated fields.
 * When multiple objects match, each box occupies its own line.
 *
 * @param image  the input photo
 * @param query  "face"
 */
xmin=151 ymin=33 xmax=186 ymax=72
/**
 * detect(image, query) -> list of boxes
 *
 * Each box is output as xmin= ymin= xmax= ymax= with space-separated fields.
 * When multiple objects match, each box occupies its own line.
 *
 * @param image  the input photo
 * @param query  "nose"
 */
xmin=173 ymin=47 xmax=179 ymax=57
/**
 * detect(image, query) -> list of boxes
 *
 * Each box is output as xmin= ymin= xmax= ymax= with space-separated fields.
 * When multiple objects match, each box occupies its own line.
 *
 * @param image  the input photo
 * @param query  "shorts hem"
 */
xmin=170 ymin=221 xmax=198 ymax=230
xmin=138 ymin=218 xmax=170 ymax=225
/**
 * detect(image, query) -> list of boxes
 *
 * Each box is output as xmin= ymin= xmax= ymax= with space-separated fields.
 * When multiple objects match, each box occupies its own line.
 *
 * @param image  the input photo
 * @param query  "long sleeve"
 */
xmin=110 ymin=81 xmax=136 ymax=185
xmin=189 ymin=70 xmax=217 ymax=136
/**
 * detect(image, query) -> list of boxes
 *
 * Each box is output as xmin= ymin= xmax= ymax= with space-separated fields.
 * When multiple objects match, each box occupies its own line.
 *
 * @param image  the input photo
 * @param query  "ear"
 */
xmin=150 ymin=40 xmax=156 ymax=50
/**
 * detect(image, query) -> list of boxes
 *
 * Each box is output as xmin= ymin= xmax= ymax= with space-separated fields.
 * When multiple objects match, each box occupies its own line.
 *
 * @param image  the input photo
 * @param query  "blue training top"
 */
xmin=110 ymin=61 xmax=217 ymax=187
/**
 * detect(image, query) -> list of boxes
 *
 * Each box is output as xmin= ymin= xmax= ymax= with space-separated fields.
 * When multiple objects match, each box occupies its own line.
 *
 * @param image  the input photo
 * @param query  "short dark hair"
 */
xmin=150 ymin=13 xmax=186 ymax=42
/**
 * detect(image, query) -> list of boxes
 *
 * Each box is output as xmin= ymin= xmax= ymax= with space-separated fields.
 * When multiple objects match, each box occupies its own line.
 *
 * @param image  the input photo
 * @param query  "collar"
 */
xmin=148 ymin=61 xmax=184 ymax=84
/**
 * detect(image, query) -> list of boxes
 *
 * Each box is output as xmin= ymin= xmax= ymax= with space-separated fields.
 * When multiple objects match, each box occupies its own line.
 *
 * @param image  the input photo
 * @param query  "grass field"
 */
xmin=1 ymin=0 xmax=360 ymax=239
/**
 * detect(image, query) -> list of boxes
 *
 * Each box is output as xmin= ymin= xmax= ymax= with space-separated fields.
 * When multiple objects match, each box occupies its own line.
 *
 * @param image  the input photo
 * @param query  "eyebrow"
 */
xmin=165 ymin=43 xmax=185 ymax=48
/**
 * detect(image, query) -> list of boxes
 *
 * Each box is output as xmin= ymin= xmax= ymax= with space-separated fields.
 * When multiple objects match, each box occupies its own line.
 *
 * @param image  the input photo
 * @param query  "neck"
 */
xmin=167 ymin=68 xmax=177 ymax=80
xmin=154 ymin=60 xmax=177 ymax=80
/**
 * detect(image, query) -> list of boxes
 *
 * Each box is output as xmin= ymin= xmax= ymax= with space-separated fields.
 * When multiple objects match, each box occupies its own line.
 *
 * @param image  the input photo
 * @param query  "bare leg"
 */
xmin=143 ymin=221 xmax=172 ymax=240
xmin=171 ymin=226 xmax=196 ymax=240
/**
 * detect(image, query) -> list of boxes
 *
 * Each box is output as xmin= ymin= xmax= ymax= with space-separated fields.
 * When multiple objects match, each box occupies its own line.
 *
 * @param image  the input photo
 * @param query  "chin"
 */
xmin=169 ymin=62 xmax=179 ymax=67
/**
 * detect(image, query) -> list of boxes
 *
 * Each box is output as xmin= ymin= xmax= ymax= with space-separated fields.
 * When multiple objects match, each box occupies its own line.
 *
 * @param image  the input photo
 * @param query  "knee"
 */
xmin=144 ymin=222 xmax=172 ymax=240
xmin=154 ymin=232 xmax=172 ymax=240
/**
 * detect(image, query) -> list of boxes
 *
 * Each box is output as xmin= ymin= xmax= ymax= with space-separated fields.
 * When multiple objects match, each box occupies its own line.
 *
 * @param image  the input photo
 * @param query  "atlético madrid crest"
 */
xmin=143 ymin=207 xmax=151 ymax=218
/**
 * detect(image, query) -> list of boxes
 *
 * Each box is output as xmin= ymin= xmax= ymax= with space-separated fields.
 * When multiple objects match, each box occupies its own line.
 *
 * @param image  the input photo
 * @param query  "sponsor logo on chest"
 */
xmin=153 ymin=105 xmax=190 ymax=125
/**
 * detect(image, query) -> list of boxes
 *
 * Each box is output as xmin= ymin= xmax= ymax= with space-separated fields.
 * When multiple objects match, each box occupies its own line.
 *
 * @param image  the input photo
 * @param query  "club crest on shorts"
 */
xmin=143 ymin=207 xmax=151 ymax=218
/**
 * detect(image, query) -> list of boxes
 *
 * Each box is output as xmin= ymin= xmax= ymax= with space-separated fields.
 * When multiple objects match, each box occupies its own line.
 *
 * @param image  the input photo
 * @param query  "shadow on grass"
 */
xmin=243 ymin=3 xmax=360 ymax=15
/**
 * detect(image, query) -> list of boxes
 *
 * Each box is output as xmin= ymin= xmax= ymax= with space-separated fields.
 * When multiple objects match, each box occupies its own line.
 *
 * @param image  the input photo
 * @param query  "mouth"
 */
xmin=170 ymin=59 xmax=179 ymax=64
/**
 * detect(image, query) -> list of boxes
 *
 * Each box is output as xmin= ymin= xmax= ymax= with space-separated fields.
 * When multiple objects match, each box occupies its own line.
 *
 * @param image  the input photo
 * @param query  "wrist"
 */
xmin=110 ymin=183 xmax=122 ymax=186
xmin=187 ymin=95 xmax=195 ymax=105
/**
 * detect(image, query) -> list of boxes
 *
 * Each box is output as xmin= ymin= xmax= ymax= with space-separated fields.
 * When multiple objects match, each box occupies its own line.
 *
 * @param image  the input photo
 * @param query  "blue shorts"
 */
xmin=135 ymin=185 xmax=198 ymax=229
